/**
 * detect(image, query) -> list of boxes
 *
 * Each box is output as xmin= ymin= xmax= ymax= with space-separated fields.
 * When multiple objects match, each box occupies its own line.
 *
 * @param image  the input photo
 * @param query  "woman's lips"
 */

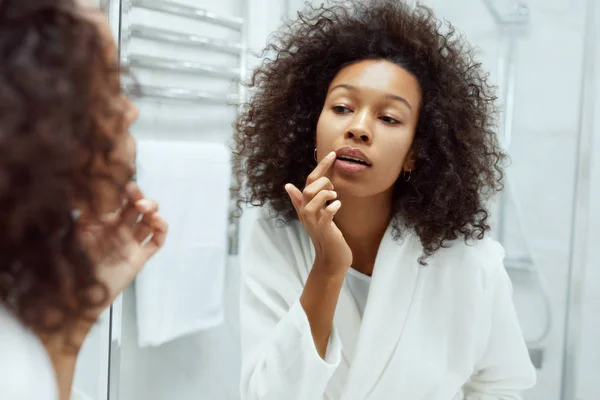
xmin=335 ymin=146 xmax=372 ymax=165
xmin=334 ymin=159 xmax=370 ymax=173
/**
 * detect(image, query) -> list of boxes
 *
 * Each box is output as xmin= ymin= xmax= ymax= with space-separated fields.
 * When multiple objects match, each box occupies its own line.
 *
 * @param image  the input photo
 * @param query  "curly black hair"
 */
xmin=233 ymin=0 xmax=506 ymax=261
xmin=0 ymin=0 xmax=131 ymax=339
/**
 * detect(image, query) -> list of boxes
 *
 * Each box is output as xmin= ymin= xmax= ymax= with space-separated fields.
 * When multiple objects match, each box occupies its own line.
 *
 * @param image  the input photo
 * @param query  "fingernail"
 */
xmin=137 ymin=199 xmax=152 ymax=209
xmin=327 ymin=151 xmax=336 ymax=159
xmin=331 ymin=191 xmax=337 ymax=197
xmin=284 ymin=184 xmax=291 ymax=191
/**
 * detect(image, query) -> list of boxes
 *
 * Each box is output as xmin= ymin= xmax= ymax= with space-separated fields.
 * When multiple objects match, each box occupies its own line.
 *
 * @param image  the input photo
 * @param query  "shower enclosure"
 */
xmin=434 ymin=0 xmax=597 ymax=398
xmin=70 ymin=0 xmax=597 ymax=399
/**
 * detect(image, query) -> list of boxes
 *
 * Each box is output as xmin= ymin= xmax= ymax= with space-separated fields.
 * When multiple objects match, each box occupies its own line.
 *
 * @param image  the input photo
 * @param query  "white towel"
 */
xmin=134 ymin=139 xmax=231 ymax=347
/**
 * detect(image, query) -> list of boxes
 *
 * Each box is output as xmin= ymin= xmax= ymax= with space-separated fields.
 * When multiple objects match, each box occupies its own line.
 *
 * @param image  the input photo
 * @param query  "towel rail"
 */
xmin=132 ymin=0 xmax=244 ymax=30
xmin=128 ymin=84 xmax=239 ymax=105
xmin=121 ymin=0 xmax=245 ymax=255
xmin=131 ymin=25 xmax=242 ymax=54
xmin=129 ymin=54 xmax=241 ymax=80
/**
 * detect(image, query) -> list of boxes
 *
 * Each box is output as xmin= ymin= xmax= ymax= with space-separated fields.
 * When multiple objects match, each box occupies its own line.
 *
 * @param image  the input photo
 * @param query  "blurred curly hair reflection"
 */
xmin=0 ymin=0 xmax=132 ymax=336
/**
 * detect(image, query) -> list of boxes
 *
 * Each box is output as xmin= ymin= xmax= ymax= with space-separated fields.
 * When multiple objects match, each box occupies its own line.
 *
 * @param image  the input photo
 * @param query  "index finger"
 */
xmin=125 ymin=181 xmax=145 ymax=204
xmin=306 ymin=151 xmax=336 ymax=185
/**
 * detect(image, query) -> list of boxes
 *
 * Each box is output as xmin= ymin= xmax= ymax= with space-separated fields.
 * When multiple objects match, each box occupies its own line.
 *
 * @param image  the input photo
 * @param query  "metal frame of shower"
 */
xmin=484 ymin=0 xmax=596 ymax=398
xmin=100 ymin=0 xmax=248 ymax=399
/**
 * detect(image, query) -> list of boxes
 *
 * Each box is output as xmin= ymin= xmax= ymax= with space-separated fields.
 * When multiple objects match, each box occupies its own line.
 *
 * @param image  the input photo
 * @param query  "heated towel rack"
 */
xmin=119 ymin=0 xmax=247 ymax=255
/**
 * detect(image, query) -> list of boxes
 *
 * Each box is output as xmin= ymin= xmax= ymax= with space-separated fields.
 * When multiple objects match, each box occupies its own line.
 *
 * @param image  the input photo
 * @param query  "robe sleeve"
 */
xmin=239 ymin=214 xmax=342 ymax=400
xmin=462 ymin=250 xmax=537 ymax=399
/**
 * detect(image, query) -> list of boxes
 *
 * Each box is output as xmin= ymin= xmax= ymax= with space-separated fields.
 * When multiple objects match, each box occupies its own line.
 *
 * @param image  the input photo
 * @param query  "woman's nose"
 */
xmin=344 ymin=111 xmax=372 ymax=143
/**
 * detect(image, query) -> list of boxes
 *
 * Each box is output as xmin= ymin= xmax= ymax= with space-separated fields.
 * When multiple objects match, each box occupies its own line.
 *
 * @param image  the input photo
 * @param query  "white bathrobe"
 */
xmin=239 ymin=209 xmax=536 ymax=400
xmin=0 ymin=304 xmax=92 ymax=400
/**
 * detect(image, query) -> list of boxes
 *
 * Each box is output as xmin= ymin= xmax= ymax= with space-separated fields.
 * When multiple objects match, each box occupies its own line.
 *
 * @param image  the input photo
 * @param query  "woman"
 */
xmin=0 ymin=1 xmax=167 ymax=399
xmin=233 ymin=1 xmax=536 ymax=399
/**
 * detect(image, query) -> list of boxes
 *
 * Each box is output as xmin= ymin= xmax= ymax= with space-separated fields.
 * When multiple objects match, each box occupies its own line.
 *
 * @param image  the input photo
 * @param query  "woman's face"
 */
xmin=79 ymin=0 xmax=139 ymax=214
xmin=315 ymin=59 xmax=422 ymax=198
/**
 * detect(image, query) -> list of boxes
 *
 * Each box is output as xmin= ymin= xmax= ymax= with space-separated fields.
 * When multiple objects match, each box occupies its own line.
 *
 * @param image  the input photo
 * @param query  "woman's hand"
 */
xmin=285 ymin=151 xmax=352 ymax=277
xmin=79 ymin=182 xmax=168 ymax=318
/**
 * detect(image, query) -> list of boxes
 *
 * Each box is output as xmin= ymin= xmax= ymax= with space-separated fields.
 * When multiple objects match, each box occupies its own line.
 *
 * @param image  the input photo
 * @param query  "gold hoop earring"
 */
xmin=404 ymin=169 xmax=412 ymax=182
xmin=314 ymin=148 xmax=318 ymax=162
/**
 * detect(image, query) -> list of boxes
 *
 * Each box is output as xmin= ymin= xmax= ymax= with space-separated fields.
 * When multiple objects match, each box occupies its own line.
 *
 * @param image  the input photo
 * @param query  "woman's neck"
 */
xmin=334 ymin=191 xmax=393 ymax=276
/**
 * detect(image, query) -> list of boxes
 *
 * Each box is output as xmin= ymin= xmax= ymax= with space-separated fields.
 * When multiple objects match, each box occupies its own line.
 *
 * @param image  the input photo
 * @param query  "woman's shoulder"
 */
xmin=240 ymin=207 xmax=316 ymax=285
xmin=241 ymin=206 xmax=313 ymax=273
xmin=431 ymin=235 xmax=507 ymax=291
xmin=0 ymin=305 xmax=57 ymax=400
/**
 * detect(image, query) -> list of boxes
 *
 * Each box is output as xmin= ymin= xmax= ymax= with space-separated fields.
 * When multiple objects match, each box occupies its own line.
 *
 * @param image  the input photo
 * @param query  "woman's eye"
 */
xmin=381 ymin=115 xmax=401 ymax=125
xmin=332 ymin=105 xmax=351 ymax=114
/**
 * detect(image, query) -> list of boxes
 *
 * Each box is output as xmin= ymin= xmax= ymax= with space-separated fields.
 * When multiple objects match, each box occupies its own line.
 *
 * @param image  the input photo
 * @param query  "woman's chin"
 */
xmin=330 ymin=179 xmax=372 ymax=199
xmin=330 ymin=175 xmax=396 ymax=201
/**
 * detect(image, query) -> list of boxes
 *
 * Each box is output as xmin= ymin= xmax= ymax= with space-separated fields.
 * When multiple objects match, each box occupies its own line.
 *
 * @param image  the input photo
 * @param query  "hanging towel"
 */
xmin=134 ymin=139 xmax=231 ymax=347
